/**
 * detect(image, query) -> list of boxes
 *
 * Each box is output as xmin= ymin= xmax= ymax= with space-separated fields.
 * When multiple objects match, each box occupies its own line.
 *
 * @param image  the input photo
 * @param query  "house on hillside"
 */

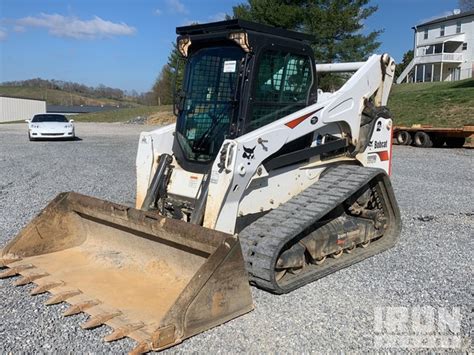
xmin=397 ymin=9 xmax=474 ymax=84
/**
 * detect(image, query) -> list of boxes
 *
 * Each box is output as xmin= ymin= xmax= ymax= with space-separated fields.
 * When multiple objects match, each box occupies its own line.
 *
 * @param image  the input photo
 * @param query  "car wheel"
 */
xmin=28 ymin=133 xmax=34 ymax=141
xmin=396 ymin=131 xmax=412 ymax=145
xmin=414 ymin=131 xmax=433 ymax=148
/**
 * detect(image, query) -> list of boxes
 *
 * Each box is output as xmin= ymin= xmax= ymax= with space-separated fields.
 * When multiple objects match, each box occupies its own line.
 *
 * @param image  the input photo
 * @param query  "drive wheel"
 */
xmin=396 ymin=131 xmax=412 ymax=145
xmin=28 ymin=133 xmax=34 ymax=142
xmin=445 ymin=137 xmax=465 ymax=148
xmin=414 ymin=131 xmax=433 ymax=148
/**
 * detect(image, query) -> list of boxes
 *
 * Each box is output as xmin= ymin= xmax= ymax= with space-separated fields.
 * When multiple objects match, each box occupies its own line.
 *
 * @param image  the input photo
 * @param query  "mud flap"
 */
xmin=0 ymin=192 xmax=253 ymax=352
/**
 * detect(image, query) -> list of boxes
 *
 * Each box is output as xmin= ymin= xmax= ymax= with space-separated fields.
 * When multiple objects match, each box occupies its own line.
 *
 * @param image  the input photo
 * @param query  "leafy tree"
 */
xmin=152 ymin=43 xmax=184 ymax=105
xmin=151 ymin=65 xmax=174 ymax=105
xmin=395 ymin=49 xmax=414 ymax=80
xmin=233 ymin=0 xmax=382 ymax=90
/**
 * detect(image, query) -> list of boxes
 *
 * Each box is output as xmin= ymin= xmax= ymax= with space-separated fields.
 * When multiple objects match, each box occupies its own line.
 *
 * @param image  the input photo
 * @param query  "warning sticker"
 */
xmin=367 ymin=154 xmax=377 ymax=164
xmin=210 ymin=170 xmax=219 ymax=184
xmin=223 ymin=60 xmax=237 ymax=73
xmin=189 ymin=176 xmax=199 ymax=189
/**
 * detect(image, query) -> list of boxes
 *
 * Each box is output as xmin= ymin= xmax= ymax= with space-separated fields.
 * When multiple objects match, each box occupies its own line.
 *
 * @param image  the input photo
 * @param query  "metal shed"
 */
xmin=0 ymin=96 xmax=46 ymax=123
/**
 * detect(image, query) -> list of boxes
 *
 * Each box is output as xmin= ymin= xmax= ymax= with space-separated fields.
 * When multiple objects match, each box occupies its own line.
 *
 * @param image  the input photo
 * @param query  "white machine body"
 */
xmin=136 ymin=54 xmax=396 ymax=235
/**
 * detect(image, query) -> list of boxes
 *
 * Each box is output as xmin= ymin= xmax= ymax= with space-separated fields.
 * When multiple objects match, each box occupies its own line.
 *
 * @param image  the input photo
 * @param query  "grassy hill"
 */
xmin=388 ymin=79 xmax=474 ymax=127
xmin=72 ymin=105 xmax=174 ymax=124
xmin=0 ymin=85 xmax=138 ymax=107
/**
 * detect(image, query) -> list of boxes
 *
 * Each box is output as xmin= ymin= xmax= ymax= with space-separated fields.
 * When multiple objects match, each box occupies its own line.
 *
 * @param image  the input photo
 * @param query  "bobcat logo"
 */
xmin=376 ymin=121 xmax=382 ymax=132
xmin=242 ymin=146 xmax=256 ymax=160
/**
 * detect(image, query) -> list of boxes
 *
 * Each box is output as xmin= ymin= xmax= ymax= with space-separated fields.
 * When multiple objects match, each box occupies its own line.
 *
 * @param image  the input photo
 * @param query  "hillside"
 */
xmin=388 ymin=79 xmax=474 ymax=127
xmin=0 ymin=85 xmax=139 ymax=107
xmin=72 ymin=105 xmax=174 ymax=124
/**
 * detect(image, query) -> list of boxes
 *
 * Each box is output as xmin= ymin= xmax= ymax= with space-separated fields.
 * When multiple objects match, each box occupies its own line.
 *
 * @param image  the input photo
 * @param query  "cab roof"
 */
xmin=176 ymin=19 xmax=314 ymax=43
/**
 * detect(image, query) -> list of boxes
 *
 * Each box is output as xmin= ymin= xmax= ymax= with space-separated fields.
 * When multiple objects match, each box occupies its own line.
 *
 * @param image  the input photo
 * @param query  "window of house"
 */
xmin=456 ymin=21 xmax=462 ymax=33
xmin=248 ymin=50 xmax=312 ymax=132
xmin=462 ymin=43 xmax=467 ymax=50
xmin=424 ymin=29 xmax=428 ymax=39
xmin=440 ymin=25 xmax=445 ymax=36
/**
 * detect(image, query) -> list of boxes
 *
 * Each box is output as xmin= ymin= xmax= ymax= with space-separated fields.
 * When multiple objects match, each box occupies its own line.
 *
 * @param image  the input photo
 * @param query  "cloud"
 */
xmin=154 ymin=8 xmax=162 ymax=16
xmin=167 ymin=0 xmax=188 ymax=14
xmin=13 ymin=25 xmax=26 ymax=33
xmin=0 ymin=28 xmax=6 ymax=41
xmin=16 ymin=13 xmax=136 ymax=39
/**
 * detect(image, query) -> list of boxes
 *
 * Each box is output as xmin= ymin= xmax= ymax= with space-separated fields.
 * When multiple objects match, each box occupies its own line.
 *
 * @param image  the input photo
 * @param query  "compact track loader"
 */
xmin=1 ymin=19 xmax=401 ymax=352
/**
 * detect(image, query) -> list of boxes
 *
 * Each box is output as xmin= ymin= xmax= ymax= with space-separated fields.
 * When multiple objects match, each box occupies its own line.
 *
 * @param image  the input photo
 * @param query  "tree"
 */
xmin=151 ymin=43 xmax=185 ymax=106
xmin=151 ymin=64 xmax=174 ymax=105
xmin=233 ymin=0 xmax=381 ymax=62
xmin=233 ymin=0 xmax=382 ymax=89
xmin=458 ymin=0 xmax=474 ymax=12
xmin=395 ymin=49 xmax=414 ymax=80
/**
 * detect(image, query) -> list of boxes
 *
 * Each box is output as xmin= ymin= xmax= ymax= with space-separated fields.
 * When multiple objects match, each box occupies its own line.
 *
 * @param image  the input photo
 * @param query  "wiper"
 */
xmin=193 ymin=101 xmax=235 ymax=151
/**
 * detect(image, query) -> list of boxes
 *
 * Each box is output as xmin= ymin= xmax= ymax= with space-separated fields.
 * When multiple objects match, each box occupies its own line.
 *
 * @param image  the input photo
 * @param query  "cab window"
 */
xmin=248 ymin=50 xmax=312 ymax=132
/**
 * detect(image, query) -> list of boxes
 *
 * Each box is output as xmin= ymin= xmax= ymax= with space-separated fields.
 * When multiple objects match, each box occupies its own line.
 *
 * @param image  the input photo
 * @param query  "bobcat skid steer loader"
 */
xmin=1 ymin=19 xmax=401 ymax=353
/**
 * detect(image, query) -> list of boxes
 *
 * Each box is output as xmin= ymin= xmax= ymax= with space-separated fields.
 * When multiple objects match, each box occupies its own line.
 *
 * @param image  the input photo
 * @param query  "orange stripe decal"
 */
xmin=285 ymin=108 xmax=322 ymax=129
xmin=377 ymin=151 xmax=390 ymax=161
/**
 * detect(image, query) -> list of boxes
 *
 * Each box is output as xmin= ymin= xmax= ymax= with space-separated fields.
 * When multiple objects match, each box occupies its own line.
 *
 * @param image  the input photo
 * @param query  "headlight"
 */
xmin=64 ymin=124 xmax=72 ymax=128
xmin=31 ymin=124 xmax=39 ymax=128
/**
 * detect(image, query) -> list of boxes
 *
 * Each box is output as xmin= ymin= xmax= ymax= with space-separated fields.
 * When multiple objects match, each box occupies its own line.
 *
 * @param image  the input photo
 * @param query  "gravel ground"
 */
xmin=0 ymin=122 xmax=472 ymax=353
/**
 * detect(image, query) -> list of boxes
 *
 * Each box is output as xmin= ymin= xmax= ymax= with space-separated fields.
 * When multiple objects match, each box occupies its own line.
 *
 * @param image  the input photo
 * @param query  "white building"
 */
xmin=0 ymin=96 xmax=46 ymax=123
xmin=397 ymin=9 xmax=474 ymax=83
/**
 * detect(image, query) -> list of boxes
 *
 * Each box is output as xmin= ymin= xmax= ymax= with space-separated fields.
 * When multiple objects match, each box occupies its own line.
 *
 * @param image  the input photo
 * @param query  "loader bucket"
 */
xmin=0 ymin=192 xmax=253 ymax=353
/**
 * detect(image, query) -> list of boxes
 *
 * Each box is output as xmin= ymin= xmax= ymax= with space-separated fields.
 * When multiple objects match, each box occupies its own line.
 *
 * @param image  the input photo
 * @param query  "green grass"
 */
xmin=388 ymin=79 xmax=474 ymax=127
xmin=71 ymin=105 xmax=173 ymax=123
xmin=0 ymin=86 xmax=138 ymax=107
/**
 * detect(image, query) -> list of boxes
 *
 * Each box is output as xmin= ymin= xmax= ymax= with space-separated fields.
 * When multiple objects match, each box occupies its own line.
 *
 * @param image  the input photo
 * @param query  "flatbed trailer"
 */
xmin=393 ymin=125 xmax=474 ymax=148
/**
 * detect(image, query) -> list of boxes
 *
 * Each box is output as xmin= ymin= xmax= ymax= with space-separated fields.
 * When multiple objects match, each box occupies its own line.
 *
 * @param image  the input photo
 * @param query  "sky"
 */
xmin=0 ymin=0 xmax=461 ymax=93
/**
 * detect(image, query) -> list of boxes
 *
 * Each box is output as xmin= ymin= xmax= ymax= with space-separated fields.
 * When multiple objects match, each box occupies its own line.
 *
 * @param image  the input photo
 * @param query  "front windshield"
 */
xmin=32 ymin=114 xmax=68 ymax=123
xmin=176 ymin=46 xmax=244 ymax=162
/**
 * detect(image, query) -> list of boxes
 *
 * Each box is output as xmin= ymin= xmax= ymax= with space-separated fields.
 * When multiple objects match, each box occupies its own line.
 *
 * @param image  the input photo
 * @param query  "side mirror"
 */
xmin=25 ymin=119 xmax=31 ymax=123
xmin=69 ymin=119 xmax=74 ymax=123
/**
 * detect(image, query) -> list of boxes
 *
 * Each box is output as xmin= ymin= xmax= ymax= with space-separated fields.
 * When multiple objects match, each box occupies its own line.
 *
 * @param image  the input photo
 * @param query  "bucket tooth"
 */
xmin=63 ymin=300 xmax=100 ymax=317
xmin=0 ymin=264 xmax=33 ymax=278
xmin=13 ymin=273 xmax=49 ymax=286
xmin=81 ymin=311 xmax=122 ymax=330
xmin=45 ymin=290 xmax=82 ymax=305
xmin=30 ymin=281 xmax=64 ymax=296
xmin=129 ymin=341 xmax=151 ymax=355
xmin=0 ymin=255 xmax=22 ymax=268
xmin=104 ymin=322 xmax=145 ymax=342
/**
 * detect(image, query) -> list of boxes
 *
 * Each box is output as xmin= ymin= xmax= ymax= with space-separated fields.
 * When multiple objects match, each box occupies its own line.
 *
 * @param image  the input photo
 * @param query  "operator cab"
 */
xmin=173 ymin=19 xmax=318 ymax=172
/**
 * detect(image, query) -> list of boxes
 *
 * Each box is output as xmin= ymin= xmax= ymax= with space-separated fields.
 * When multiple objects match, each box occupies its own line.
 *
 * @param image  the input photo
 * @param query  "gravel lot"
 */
xmin=0 ymin=122 xmax=472 ymax=353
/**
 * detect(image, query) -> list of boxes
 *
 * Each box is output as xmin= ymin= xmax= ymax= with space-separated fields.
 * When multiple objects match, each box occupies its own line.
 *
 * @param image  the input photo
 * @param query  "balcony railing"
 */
xmin=414 ymin=53 xmax=463 ymax=64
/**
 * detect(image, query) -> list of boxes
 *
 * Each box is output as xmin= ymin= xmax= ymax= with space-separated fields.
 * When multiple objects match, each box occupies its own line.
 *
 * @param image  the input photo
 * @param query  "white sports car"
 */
xmin=27 ymin=114 xmax=75 ymax=141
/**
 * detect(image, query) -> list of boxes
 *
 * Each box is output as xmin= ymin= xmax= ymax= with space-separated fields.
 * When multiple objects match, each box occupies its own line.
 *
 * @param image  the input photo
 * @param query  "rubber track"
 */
xmin=239 ymin=165 xmax=401 ymax=294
